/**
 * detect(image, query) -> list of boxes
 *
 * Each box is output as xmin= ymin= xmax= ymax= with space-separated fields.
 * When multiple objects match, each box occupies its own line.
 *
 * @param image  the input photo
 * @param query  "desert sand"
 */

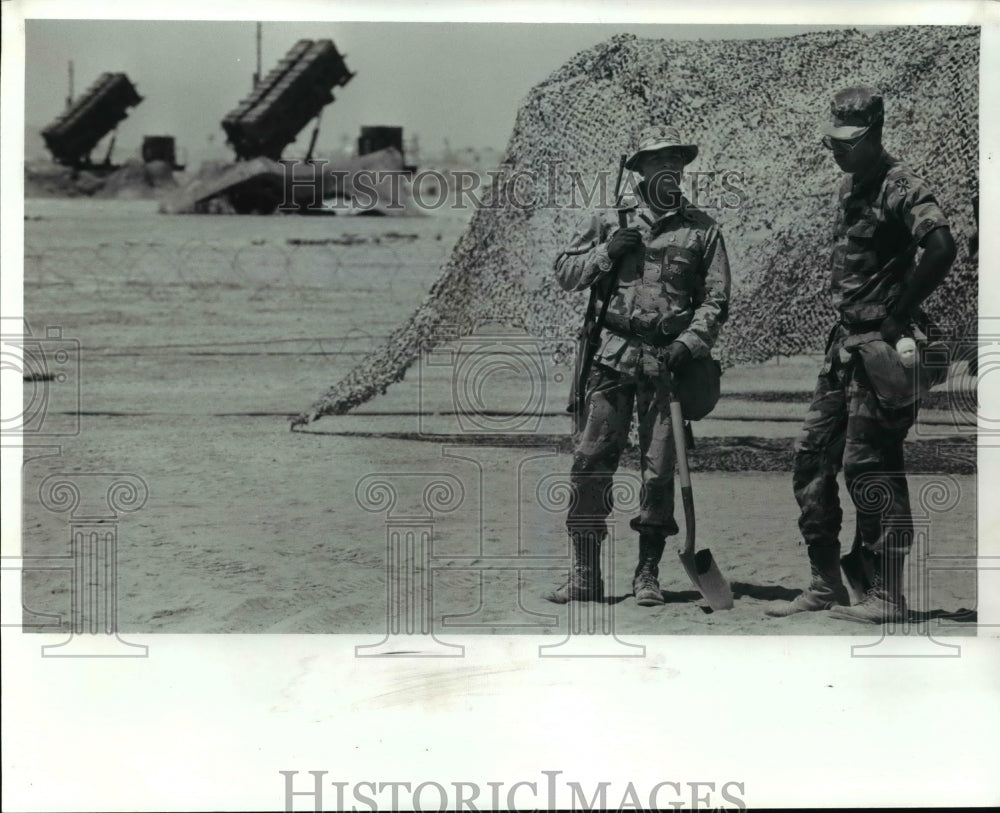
xmin=19 ymin=198 xmax=977 ymax=639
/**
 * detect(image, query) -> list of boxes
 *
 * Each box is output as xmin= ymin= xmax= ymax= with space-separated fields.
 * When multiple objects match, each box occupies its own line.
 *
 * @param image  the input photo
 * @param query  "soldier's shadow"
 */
xmin=606 ymin=588 xmax=704 ymax=605
xmin=659 ymin=588 xmax=738 ymax=614
xmin=607 ymin=583 xmax=805 ymax=609
xmin=659 ymin=589 xmax=704 ymax=603
xmin=629 ymin=583 xmax=805 ymax=603
xmin=907 ymin=607 xmax=977 ymax=623
xmin=731 ymin=582 xmax=803 ymax=602
xmin=603 ymin=585 xmax=978 ymax=622
xmin=600 ymin=594 xmax=634 ymax=606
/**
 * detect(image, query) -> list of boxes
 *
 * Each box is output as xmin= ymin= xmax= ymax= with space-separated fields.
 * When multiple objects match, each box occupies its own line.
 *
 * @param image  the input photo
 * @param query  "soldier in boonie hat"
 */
xmin=624 ymin=124 xmax=698 ymax=170
xmin=546 ymin=119 xmax=731 ymax=609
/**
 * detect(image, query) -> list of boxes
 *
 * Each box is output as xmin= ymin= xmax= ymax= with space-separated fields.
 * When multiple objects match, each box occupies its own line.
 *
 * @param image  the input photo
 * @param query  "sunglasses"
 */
xmin=821 ymin=133 xmax=868 ymax=152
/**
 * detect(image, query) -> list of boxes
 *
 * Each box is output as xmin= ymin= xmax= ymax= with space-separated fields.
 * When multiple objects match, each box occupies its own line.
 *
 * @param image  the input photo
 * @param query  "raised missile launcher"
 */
xmin=41 ymin=72 xmax=143 ymax=168
xmin=221 ymin=39 xmax=354 ymax=161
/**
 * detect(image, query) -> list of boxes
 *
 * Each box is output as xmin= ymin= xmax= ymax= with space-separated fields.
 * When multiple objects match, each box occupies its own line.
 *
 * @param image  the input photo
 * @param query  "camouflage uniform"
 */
xmin=553 ymin=196 xmax=731 ymax=598
xmin=765 ymin=85 xmax=956 ymax=622
xmin=794 ymin=152 xmax=950 ymax=559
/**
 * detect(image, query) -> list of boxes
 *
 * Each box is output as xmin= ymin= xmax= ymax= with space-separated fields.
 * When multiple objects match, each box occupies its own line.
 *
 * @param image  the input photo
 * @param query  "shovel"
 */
xmin=668 ymin=372 xmax=734 ymax=611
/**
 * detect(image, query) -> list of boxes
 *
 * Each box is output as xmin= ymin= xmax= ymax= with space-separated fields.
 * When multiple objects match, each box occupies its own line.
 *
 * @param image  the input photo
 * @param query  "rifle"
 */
xmin=571 ymin=153 xmax=632 ymax=433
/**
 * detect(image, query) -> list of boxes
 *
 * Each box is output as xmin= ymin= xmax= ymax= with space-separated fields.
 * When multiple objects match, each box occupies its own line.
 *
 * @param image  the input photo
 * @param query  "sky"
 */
xmin=23 ymin=19 xmax=874 ymax=166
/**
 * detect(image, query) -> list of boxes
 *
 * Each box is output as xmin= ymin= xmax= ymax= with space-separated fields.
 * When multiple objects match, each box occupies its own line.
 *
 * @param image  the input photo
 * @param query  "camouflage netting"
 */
xmin=294 ymin=26 xmax=978 ymax=427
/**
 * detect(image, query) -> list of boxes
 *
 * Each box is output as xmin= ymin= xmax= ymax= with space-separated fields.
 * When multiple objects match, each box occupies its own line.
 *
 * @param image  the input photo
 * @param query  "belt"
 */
xmin=839 ymin=301 xmax=888 ymax=332
xmin=603 ymin=312 xmax=679 ymax=347
xmin=840 ymin=317 xmax=884 ymax=333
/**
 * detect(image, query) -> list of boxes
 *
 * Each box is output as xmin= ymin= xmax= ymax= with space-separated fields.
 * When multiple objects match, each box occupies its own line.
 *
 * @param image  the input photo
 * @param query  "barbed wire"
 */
xmin=24 ymin=236 xmax=448 ymax=305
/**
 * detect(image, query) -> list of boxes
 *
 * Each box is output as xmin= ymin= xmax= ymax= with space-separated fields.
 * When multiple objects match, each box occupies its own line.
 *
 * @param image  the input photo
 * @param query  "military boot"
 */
xmin=544 ymin=531 xmax=603 ymax=604
xmin=633 ymin=533 xmax=667 ymax=607
xmin=829 ymin=555 xmax=907 ymax=624
xmin=766 ymin=545 xmax=850 ymax=617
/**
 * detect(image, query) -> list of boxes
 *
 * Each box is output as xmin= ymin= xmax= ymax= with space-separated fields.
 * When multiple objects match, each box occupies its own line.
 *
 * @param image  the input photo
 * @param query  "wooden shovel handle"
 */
xmin=666 ymin=373 xmax=696 ymax=556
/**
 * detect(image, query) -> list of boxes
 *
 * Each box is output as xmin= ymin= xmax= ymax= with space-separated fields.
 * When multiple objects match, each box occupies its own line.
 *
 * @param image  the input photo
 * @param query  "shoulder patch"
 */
xmin=893 ymin=175 xmax=910 ymax=193
xmin=885 ymin=162 xmax=925 ymax=185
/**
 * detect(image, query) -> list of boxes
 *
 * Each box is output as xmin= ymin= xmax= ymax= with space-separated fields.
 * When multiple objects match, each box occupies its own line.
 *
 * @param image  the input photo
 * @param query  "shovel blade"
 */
xmin=679 ymin=548 xmax=734 ymax=611
xmin=840 ymin=548 xmax=874 ymax=605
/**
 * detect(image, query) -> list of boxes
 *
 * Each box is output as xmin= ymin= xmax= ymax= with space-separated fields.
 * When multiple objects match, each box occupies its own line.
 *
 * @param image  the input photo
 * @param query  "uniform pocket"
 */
xmin=640 ymin=246 xmax=664 ymax=283
xmin=665 ymin=245 xmax=697 ymax=269
xmin=662 ymin=246 xmax=698 ymax=283
xmin=846 ymin=219 xmax=877 ymax=237
xmin=845 ymin=218 xmax=877 ymax=251
xmin=645 ymin=246 xmax=666 ymax=264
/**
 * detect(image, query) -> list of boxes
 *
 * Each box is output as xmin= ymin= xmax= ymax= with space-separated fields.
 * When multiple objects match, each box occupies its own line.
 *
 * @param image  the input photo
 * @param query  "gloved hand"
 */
xmin=606 ymin=227 xmax=644 ymax=261
xmin=663 ymin=341 xmax=692 ymax=372
xmin=640 ymin=351 xmax=662 ymax=379
xmin=879 ymin=313 xmax=909 ymax=344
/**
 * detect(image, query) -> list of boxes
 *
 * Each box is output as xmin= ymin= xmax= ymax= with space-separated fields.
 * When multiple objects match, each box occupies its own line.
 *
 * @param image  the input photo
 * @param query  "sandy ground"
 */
xmin=18 ymin=198 xmax=977 ymax=637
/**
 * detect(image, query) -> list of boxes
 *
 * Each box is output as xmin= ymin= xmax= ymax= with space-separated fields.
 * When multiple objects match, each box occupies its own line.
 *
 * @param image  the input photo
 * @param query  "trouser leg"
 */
xmin=842 ymin=381 xmax=917 ymax=563
xmin=546 ymin=367 xmax=633 ymax=604
xmin=565 ymin=367 xmax=635 ymax=536
xmin=830 ymin=375 xmax=916 ymax=623
xmin=792 ymin=368 xmax=848 ymax=550
xmin=627 ymin=372 xmax=686 ymax=606
xmin=768 ymin=365 xmax=850 ymax=617
xmin=631 ymin=372 xmax=680 ymax=537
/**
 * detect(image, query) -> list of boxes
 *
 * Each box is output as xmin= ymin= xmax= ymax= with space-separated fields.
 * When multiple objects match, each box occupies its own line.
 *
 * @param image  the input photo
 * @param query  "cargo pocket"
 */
xmin=845 ymin=218 xmax=877 ymax=257
xmin=661 ymin=246 xmax=697 ymax=296
xmin=855 ymin=340 xmax=919 ymax=410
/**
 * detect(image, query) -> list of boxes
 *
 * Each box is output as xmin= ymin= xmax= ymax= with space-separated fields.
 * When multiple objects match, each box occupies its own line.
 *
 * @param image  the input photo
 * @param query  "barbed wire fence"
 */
xmin=19 ymin=233 xmax=461 ymax=423
xmin=20 ymin=230 xmax=978 ymax=443
xmin=14 ymin=231 xmax=980 ymax=492
xmin=24 ymin=231 xmax=443 ymax=305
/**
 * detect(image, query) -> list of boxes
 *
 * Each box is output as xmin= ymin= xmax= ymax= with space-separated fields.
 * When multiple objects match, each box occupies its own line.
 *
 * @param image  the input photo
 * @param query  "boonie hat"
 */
xmin=824 ymin=85 xmax=885 ymax=141
xmin=625 ymin=125 xmax=698 ymax=170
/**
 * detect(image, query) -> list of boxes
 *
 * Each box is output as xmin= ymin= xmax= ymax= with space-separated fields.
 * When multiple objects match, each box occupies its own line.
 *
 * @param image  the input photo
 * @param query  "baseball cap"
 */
xmin=823 ymin=85 xmax=885 ymax=140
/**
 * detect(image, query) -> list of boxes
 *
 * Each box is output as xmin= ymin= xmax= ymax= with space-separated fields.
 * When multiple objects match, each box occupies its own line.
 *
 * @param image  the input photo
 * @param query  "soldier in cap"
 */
xmin=767 ymin=86 xmax=957 ymax=623
xmin=545 ymin=125 xmax=732 ymax=606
